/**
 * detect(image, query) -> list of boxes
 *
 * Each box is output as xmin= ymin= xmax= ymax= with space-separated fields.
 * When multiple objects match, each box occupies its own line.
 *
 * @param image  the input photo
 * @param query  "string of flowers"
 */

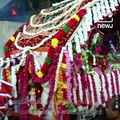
xmin=65 ymin=50 xmax=73 ymax=104
xmin=19 ymin=55 xmax=30 ymax=120
xmin=100 ymin=73 xmax=108 ymax=102
xmin=93 ymin=72 xmax=102 ymax=106
xmin=75 ymin=73 xmax=80 ymax=106
xmin=110 ymin=72 xmax=115 ymax=96
xmin=106 ymin=72 xmax=112 ymax=98
xmin=88 ymin=74 xmax=94 ymax=107
xmin=80 ymin=70 xmax=87 ymax=106
xmin=14 ymin=9 xmax=86 ymax=51
xmin=116 ymin=70 xmax=120 ymax=94
xmin=4 ymin=25 xmax=24 ymax=57
xmin=57 ymin=104 xmax=63 ymax=120
xmin=103 ymin=73 xmax=110 ymax=101
xmin=77 ymin=73 xmax=83 ymax=107
xmin=39 ymin=46 xmax=62 ymax=120
xmin=30 ymin=0 xmax=80 ymax=27
xmin=56 ymin=53 xmax=70 ymax=120
xmin=111 ymin=72 xmax=117 ymax=96
xmin=90 ymin=74 xmax=98 ymax=103
xmin=99 ymin=74 xmax=105 ymax=105
xmin=114 ymin=70 xmax=119 ymax=95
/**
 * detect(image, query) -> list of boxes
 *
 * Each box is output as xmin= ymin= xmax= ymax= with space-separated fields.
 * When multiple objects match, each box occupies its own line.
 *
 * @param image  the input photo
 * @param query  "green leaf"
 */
xmin=4 ymin=46 xmax=9 ymax=52
xmin=107 ymin=53 xmax=115 ymax=60
xmin=65 ymin=104 xmax=75 ymax=112
xmin=62 ymin=24 xmax=70 ymax=34
xmin=96 ymin=54 xmax=104 ymax=58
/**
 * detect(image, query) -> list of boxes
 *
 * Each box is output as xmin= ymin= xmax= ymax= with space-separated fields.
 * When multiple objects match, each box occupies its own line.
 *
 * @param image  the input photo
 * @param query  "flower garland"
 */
xmin=18 ymin=66 xmax=29 ymax=120
xmin=111 ymin=71 xmax=117 ymax=96
xmin=52 ymin=0 xmax=72 ymax=7
xmin=4 ymin=25 xmax=24 ymax=57
xmin=40 ymin=0 xmax=79 ymax=15
xmin=65 ymin=50 xmax=73 ymax=104
xmin=103 ymin=73 xmax=110 ymax=101
xmin=54 ymin=47 xmax=65 ymax=92
xmin=4 ymin=8 xmax=86 ymax=56
xmin=114 ymin=70 xmax=119 ymax=95
xmin=86 ymin=74 xmax=92 ymax=108
xmin=110 ymin=72 xmax=115 ymax=96
xmin=80 ymin=70 xmax=87 ymax=106
xmin=90 ymin=74 xmax=98 ymax=103
xmin=99 ymin=74 xmax=105 ymax=105
xmin=106 ymin=72 xmax=113 ymax=98
xmin=94 ymin=72 xmax=102 ymax=106
xmin=116 ymin=70 xmax=120 ymax=94
xmin=77 ymin=73 xmax=83 ymax=107
xmin=11 ymin=66 xmax=18 ymax=98
xmin=30 ymin=0 xmax=80 ymax=27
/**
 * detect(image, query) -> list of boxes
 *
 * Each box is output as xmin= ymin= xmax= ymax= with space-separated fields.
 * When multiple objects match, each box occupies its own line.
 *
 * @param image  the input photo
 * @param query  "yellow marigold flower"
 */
xmin=62 ymin=100 xmax=68 ymax=105
xmin=62 ymin=83 xmax=67 ymax=89
xmin=10 ymin=36 xmax=15 ymax=42
xmin=51 ymin=38 xmax=59 ymax=48
xmin=61 ymin=63 xmax=67 ymax=69
xmin=72 ymin=14 xmax=80 ymax=22
xmin=37 ymin=71 xmax=44 ymax=78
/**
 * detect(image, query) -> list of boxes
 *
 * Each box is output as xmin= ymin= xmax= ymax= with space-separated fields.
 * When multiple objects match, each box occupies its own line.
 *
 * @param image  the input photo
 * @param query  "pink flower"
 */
xmin=94 ymin=45 xmax=101 ymax=54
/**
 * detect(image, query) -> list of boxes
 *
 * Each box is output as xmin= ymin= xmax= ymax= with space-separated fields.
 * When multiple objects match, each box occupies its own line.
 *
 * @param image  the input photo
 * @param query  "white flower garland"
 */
xmin=93 ymin=55 xmax=96 ymax=66
xmin=11 ymin=66 xmax=18 ymax=98
xmin=86 ymin=8 xmax=92 ymax=31
xmin=74 ymin=33 xmax=81 ymax=53
xmin=86 ymin=89 xmax=90 ymax=107
xmin=52 ymin=0 xmax=73 ymax=7
xmin=40 ymin=0 xmax=79 ymax=15
xmin=14 ymin=32 xmax=55 ymax=50
xmin=100 ymin=0 xmax=107 ymax=17
xmin=111 ymin=71 xmax=117 ymax=96
xmin=96 ymin=2 xmax=103 ymax=20
xmin=77 ymin=73 xmax=83 ymax=102
xmin=67 ymin=41 xmax=73 ymax=61
xmin=88 ymin=74 xmax=95 ymax=106
xmin=92 ymin=6 xmax=99 ymax=23
xmin=77 ymin=27 xmax=85 ymax=45
xmin=82 ymin=23 xmax=88 ymax=42
xmin=106 ymin=72 xmax=112 ymax=98
xmin=30 ymin=0 xmax=80 ymax=27
xmin=54 ymin=47 xmax=65 ymax=92
xmin=73 ymin=88 xmax=77 ymax=105
xmin=93 ymin=72 xmax=102 ymax=106
xmin=109 ymin=0 xmax=116 ymax=11
xmin=114 ymin=0 xmax=119 ymax=7
xmin=104 ymin=0 xmax=112 ymax=15
xmin=24 ymin=19 xmax=68 ymax=36
xmin=100 ymin=74 xmax=108 ymax=101
xmin=116 ymin=70 xmax=120 ymax=94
